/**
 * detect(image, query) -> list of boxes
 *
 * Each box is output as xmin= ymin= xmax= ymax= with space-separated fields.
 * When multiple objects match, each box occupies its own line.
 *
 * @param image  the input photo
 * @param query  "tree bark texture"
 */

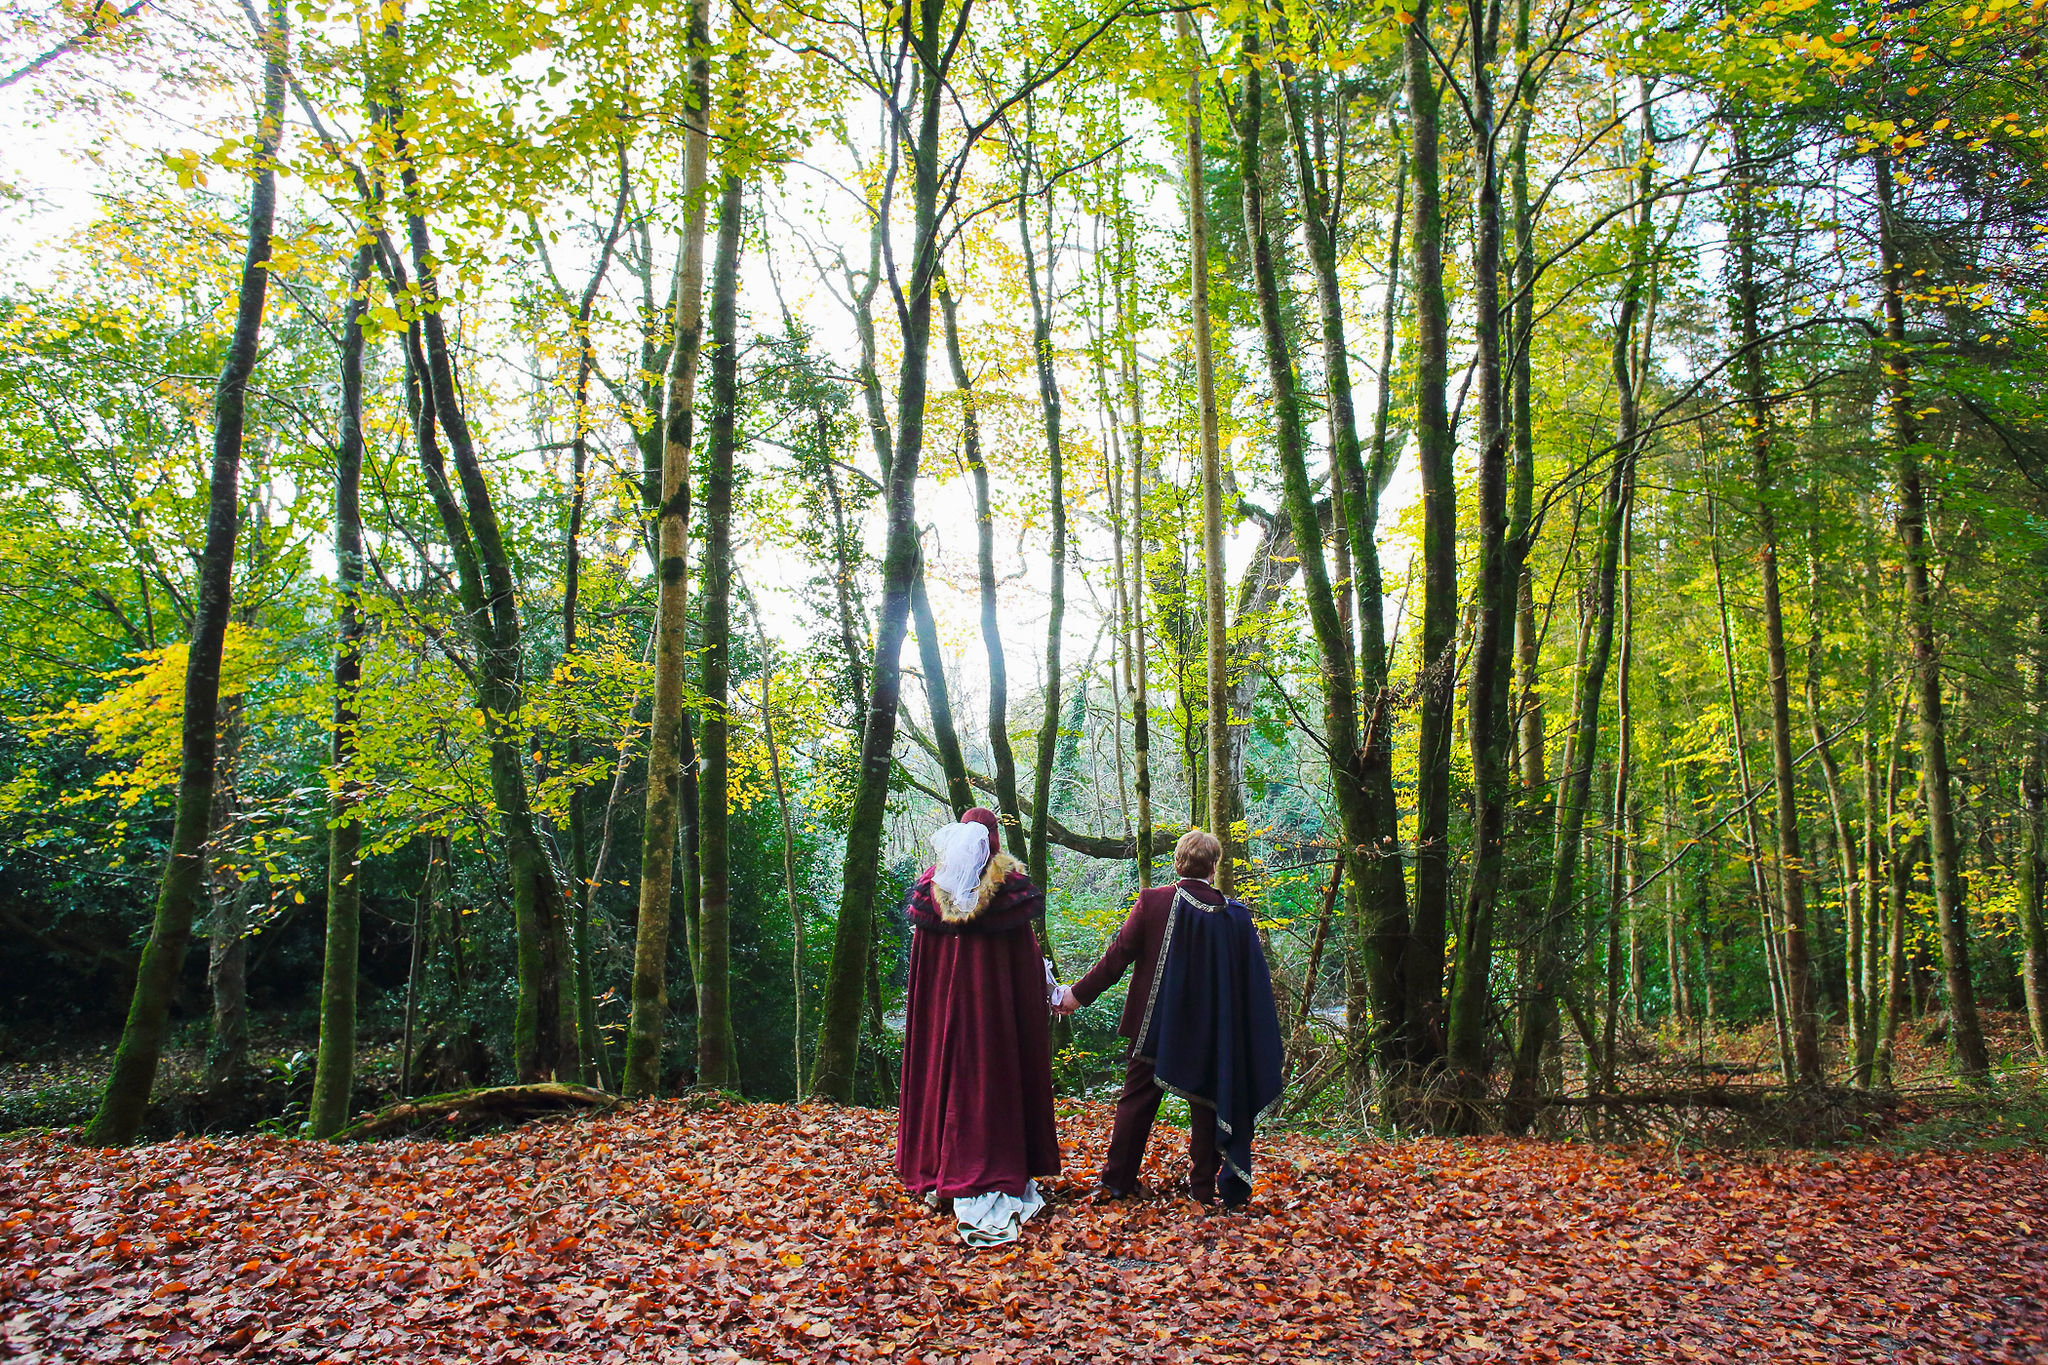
xmin=310 ymin=242 xmax=373 ymax=1137
xmin=811 ymin=12 xmax=945 ymax=1100
xmin=1732 ymin=128 xmax=1823 ymax=1084
xmin=1405 ymin=0 xmax=1455 ymax=1069
xmin=1276 ymin=54 xmax=1413 ymax=1105
xmin=939 ymin=278 xmax=1026 ymax=860
xmin=1876 ymin=151 xmax=1989 ymax=1078
xmin=86 ymin=2 xmax=286 ymax=1144
xmin=1179 ymin=11 xmax=1233 ymax=891
xmin=1449 ymin=0 xmax=1511 ymax=1118
xmin=695 ymin=167 xmax=745 ymax=1090
xmin=623 ymin=0 xmax=712 ymax=1099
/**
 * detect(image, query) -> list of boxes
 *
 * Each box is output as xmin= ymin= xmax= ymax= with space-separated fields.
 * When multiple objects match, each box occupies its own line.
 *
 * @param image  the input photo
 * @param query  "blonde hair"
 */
xmin=1173 ymin=828 xmax=1222 ymax=880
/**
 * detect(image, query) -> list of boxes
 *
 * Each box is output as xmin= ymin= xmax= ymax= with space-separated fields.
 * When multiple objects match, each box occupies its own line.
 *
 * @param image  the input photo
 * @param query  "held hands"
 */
xmin=1043 ymin=958 xmax=1080 ymax=1016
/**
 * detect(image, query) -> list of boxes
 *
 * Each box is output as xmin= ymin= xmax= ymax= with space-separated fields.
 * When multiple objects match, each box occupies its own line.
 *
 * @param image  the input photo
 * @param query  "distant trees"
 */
xmin=2 ymin=0 xmax=2043 ymax=1145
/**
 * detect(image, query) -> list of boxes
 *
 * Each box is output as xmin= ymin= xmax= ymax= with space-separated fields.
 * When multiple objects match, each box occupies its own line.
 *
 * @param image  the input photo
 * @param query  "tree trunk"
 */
xmin=205 ymin=701 xmax=250 ymax=1094
xmin=1732 ymin=126 xmax=1823 ymax=1084
xmin=1239 ymin=23 xmax=1390 ymax=1115
xmin=1277 ymin=44 xmax=1414 ymax=1110
xmin=1601 ymin=506 xmax=1635 ymax=1095
xmin=1876 ymin=694 xmax=1914 ymax=1086
xmin=1119 ymin=253 xmax=1155 ymax=888
xmin=1876 ymin=150 xmax=1989 ymax=1078
xmin=1448 ymin=0 xmax=1510 ymax=1117
xmin=854 ymin=251 xmax=965 ymax=820
xmin=1405 ymin=0 xmax=1455 ymax=1070
xmin=623 ymin=0 xmax=712 ymax=1099
xmin=1016 ymin=154 xmax=1069 ymax=917
xmin=811 ymin=37 xmax=947 ymax=1100
xmin=2020 ymin=610 xmax=2048 ymax=1060
xmin=561 ymin=160 xmax=630 ymax=1094
xmin=1853 ymin=499 xmax=1889 ymax=1085
xmin=1807 ymin=531 xmax=1862 ymax=1072
xmin=1510 ymin=64 xmax=1545 ymax=798
xmin=1710 ymin=498 xmax=1796 ymax=1082
xmin=397 ymin=123 xmax=580 ymax=1083
xmin=938 ymin=279 xmax=1026 ymax=860
xmin=695 ymin=167 xmax=744 ymax=1091
xmin=85 ymin=2 xmax=286 ymax=1145
xmin=1178 ymin=12 xmax=1233 ymax=891
xmin=1502 ymin=115 xmax=1648 ymax=1131
xmin=910 ymin=565 xmax=972 ymax=813
xmin=748 ymin=584 xmax=807 ymax=1089
xmin=310 ymin=241 xmax=373 ymax=1137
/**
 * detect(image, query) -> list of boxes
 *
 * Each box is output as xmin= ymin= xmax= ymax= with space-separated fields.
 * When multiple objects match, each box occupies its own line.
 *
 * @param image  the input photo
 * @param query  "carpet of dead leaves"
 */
xmin=2 ymin=1100 xmax=2044 ymax=1364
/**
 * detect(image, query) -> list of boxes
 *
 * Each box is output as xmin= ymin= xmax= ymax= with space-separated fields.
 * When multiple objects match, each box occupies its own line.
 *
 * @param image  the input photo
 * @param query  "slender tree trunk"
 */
xmin=1502 ymin=123 xmax=1648 ymax=1131
xmin=397 ymin=130 xmax=580 ymax=1082
xmin=1406 ymin=0 xmax=1455 ymax=1069
xmin=1711 ymin=500 xmax=1796 ymax=1082
xmin=1280 ymin=72 xmax=1412 ymax=1104
xmin=1876 ymin=153 xmax=1989 ymax=1077
xmin=910 ymin=566 xmax=972 ymax=813
xmin=86 ymin=3 xmax=287 ymax=1144
xmin=1601 ymin=507 xmax=1636 ymax=1095
xmin=1017 ymin=153 xmax=1067 ymax=910
xmin=2020 ymin=609 xmax=2048 ymax=1059
xmin=855 ymin=255 xmax=966 ymax=818
xmin=561 ymin=161 xmax=630 ymax=1094
xmin=396 ymin=845 xmax=433 ymax=1099
xmin=1875 ymin=690 xmax=1913 ymax=1085
xmin=1120 ymin=253 xmax=1155 ymax=888
xmin=1733 ymin=127 xmax=1822 ymax=1083
xmin=811 ymin=35 xmax=947 ymax=1100
xmin=623 ymin=0 xmax=711 ymax=1098
xmin=1177 ymin=12 xmax=1233 ymax=890
xmin=1449 ymin=0 xmax=1510 ymax=1116
xmin=747 ymin=584 xmax=807 ymax=1089
xmin=1807 ymin=532 xmax=1862 ymax=1070
xmin=938 ymin=280 xmax=1026 ymax=860
xmin=695 ymin=168 xmax=745 ymax=1090
xmin=1240 ymin=23 xmax=1389 ymax=1116
xmin=310 ymin=242 xmax=372 ymax=1137
xmin=1094 ymin=208 xmax=1138 ymax=874
xmin=205 ymin=702 xmax=250 ymax=1094
xmin=1852 ymin=501 xmax=1890 ymax=1084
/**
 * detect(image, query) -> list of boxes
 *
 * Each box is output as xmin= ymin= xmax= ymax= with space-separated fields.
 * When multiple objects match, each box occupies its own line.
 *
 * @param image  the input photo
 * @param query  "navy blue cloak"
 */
xmin=1136 ymin=887 xmax=1285 ymax=1202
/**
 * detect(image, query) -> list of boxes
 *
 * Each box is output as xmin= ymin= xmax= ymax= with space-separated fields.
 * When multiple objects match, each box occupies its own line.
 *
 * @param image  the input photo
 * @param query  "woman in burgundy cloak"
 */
xmin=895 ymin=807 xmax=1061 ymax=1245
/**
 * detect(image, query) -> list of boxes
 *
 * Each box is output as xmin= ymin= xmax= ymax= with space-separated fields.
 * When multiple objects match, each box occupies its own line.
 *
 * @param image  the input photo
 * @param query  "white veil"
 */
xmin=930 ymin=821 xmax=992 ymax=908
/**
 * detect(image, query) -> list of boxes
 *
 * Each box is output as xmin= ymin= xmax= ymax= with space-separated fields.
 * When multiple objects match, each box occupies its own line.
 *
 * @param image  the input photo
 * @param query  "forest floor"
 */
xmin=4 ymin=1095 xmax=2047 ymax=1364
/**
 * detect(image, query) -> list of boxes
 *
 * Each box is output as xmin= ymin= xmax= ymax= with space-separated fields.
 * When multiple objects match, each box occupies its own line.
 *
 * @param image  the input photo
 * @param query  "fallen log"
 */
xmin=333 ymin=1084 xmax=617 ymax=1142
xmin=1536 ymin=1084 xmax=1900 ymax=1112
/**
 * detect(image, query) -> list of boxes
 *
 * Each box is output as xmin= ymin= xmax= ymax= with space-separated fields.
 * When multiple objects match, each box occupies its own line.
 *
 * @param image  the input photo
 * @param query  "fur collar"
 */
xmin=931 ymin=851 xmax=1021 ymax=923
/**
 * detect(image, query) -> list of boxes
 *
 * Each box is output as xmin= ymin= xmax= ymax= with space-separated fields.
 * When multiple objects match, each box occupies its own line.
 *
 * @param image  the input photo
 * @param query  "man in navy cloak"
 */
xmin=895 ymin=807 xmax=1061 ymax=1246
xmin=1060 ymin=828 xmax=1283 ymax=1208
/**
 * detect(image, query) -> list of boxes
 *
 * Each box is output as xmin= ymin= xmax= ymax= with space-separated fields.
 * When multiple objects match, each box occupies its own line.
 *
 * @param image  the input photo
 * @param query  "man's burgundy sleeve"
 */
xmin=1072 ymin=897 xmax=1144 ymax=1006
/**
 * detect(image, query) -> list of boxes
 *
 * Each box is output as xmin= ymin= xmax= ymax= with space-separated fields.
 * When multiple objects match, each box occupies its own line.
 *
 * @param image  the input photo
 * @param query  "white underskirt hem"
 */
xmin=951 ymin=1179 xmax=1045 ymax=1247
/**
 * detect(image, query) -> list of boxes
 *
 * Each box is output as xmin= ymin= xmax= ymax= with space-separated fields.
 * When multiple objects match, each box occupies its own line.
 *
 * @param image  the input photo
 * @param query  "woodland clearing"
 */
xmin=2 ymin=1100 xmax=2045 ymax=1364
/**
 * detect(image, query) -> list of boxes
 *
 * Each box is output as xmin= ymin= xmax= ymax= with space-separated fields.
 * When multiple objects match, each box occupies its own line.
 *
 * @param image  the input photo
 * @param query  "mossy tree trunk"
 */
xmin=623 ymin=0 xmax=711 ymax=1099
xmin=310 ymin=241 xmax=373 ymax=1138
xmin=1176 ymin=12 xmax=1232 ymax=891
xmin=1275 ymin=53 xmax=1414 ymax=1106
xmin=1405 ymin=0 xmax=1455 ymax=1080
xmin=696 ymin=166 xmax=744 ymax=1090
xmin=811 ymin=0 xmax=953 ymax=1100
xmin=1876 ymin=150 xmax=1989 ymax=1079
xmin=391 ymin=29 xmax=580 ymax=1082
xmin=85 ymin=0 xmax=287 ymax=1146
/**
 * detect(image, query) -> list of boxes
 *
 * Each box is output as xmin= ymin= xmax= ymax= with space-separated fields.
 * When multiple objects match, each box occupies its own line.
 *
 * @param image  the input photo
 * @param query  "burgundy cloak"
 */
xmin=894 ymin=850 xmax=1062 ymax=1199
